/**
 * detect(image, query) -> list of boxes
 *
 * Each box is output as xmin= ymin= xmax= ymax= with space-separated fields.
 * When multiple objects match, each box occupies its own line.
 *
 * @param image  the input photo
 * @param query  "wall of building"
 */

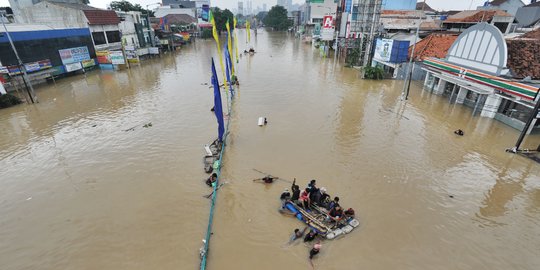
xmin=13 ymin=2 xmax=87 ymax=28
xmin=308 ymin=0 xmax=337 ymax=24
xmin=154 ymin=7 xmax=196 ymax=18
xmin=117 ymin=12 xmax=141 ymax=49
xmin=477 ymin=0 xmax=524 ymax=15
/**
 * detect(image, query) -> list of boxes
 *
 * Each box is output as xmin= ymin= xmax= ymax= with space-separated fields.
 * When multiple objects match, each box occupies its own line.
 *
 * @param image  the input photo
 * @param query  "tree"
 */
xmin=211 ymin=7 xmax=234 ymax=34
xmin=255 ymin=11 xmax=268 ymax=23
xmin=263 ymin=5 xmax=292 ymax=31
xmin=109 ymin=0 xmax=154 ymax=16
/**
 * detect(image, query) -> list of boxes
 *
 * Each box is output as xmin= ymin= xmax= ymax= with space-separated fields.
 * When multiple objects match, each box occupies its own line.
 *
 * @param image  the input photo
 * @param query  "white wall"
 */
xmin=154 ymin=7 xmax=196 ymax=18
xmin=309 ymin=0 xmax=337 ymax=24
xmin=117 ymin=12 xmax=140 ymax=48
xmin=13 ymin=2 xmax=87 ymax=28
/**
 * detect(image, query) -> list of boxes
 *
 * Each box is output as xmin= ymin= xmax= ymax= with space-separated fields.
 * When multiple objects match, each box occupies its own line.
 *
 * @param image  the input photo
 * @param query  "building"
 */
xmin=117 ymin=11 xmax=141 ymax=49
xmin=380 ymin=10 xmax=442 ymax=35
xmin=0 ymin=25 xmax=97 ymax=88
xmin=422 ymin=23 xmax=540 ymax=133
xmin=306 ymin=0 xmax=337 ymax=24
xmin=238 ymin=1 xmax=244 ymax=15
xmin=515 ymin=1 xmax=540 ymax=28
xmin=381 ymin=0 xmax=416 ymax=10
xmin=9 ymin=1 xmax=122 ymax=51
xmin=442 ymin=9 xmax=515 ymax=34
xmin=154 ymin=5 xmax=197 ymax=18
xmin=477 ymin=0 xmax=525 ymax=16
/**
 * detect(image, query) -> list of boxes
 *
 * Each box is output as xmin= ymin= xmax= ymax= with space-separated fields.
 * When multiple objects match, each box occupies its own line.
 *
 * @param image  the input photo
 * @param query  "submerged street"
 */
xmin=1 ymin=31 xmax=539 ymax=270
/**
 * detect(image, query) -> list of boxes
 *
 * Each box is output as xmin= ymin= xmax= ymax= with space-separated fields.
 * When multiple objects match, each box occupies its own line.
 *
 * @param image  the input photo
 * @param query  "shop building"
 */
xmin=422 ymin=22 xmax=540 ymax=133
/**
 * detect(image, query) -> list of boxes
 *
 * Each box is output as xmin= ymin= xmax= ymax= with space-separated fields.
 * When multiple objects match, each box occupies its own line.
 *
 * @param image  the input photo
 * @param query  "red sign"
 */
xmin=323 ymin=16 xmax=334 ymax=29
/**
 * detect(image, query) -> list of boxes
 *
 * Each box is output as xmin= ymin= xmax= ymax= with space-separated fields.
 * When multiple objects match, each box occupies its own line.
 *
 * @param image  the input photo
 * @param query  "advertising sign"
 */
xmin=59 ymin=46 xmax=90 ymax=65
xmin=201 ymin=5 xmax=209 ymax=21
xmin=321 ymin=15 xmax=335 ymax=41
xmin=149 ymin=47 xmax=160 ymax=55
xmin=96 ymin=51 xmax=111 ymax=64
xmin=65 ymin=62 xmax=83 ymax=72
xmin=4 ymin=59 xmax=52 ymax=75
xmin=0 ymin=66 xmax=8 ymax=74
xmin=109 ymin=51 xmax=125 ymax=65
xmin=81 ymin=59 xmax=96 ymax=68
xmin=374 ymin=38 xmax=394 ymax=62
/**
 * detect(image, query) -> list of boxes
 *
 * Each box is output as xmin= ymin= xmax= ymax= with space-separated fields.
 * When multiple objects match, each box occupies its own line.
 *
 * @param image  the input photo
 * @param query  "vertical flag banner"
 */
xmin=246 ymin=20 xmax=251 ymax=43
xmin=233 ymin=17 xmax=240 ymax=63
xmin=224 ymin=48 xmax=234 ymax=96
xmin=225 ymin=20 xmax=235 ymax=76
xmin=211 ymin=58 xmax=225 ymax=142
xmin=210 ymin=11 xmax=227 ymax=88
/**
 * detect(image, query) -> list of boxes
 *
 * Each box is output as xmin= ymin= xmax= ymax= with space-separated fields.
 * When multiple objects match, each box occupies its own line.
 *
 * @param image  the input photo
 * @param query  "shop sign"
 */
xmin=321 ymin=15 xmax=335 ymax=41
xmin=96 ymin=51 xmax=111 ymax=64
xmin=149 ymin=47 xmax=160 ymax=54
xmin=109 ymin=51 xmax=125 ymax=65
xmin=65 ymin=62 xmax=83 ymax=72
xmin=374 ymin=38 xmax=394 ymax=62
xmin=82 ymin=59 xmax=96 ymax=68
xmin=59 ymin=46 xmax=90 ymax=65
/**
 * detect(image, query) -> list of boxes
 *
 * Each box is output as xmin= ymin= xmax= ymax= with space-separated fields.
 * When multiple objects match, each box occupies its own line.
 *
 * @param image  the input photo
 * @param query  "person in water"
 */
xmin=304 ymin=230 xmax=318 ymax=242
xmin=309 ymin=241 xmax=322 ymax=259
xmin=289 ymin=227 xmax=308 ymax=243
xmin=253 ymin=175 xmax=275 ymax=183
xmin=280 ymin=188 xmax=291 ymax=208
xmin=206 ymin=173 xmax=217 ymax=187
xmin=454 ymin=129 xmax=464 ymax=136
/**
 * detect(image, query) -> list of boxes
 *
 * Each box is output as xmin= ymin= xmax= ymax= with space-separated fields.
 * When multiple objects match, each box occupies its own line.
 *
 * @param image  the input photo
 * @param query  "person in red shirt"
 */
xmin=300 ymin=188 xmax=311 ymax=209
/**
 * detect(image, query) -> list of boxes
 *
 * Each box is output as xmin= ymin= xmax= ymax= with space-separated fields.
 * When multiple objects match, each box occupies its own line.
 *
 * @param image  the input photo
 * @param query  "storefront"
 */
xmin=422 ymin=23 xmax=540 ymax=133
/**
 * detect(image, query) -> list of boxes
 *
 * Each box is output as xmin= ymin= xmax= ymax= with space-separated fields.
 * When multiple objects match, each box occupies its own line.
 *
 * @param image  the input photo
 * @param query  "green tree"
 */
xmin=211 ymin=7 xmax=234 ymax=34
xmin=255 ymin=11 xmax=268 ymax=23
xmin=109 ymin=0 xmax=153 ymax=16
xmin=263 ymin=5 xmax=292 ymax=31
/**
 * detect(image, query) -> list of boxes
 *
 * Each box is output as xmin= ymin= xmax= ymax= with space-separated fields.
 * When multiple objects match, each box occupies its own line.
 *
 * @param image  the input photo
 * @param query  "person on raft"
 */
xmin=249 ymin=48 xmax=255 ymax=54
xmin=328 ymin=206 xmax=344 ymax=223
xmin=304 ymin=230 xmax=318 ymax=242
xmin=291 ymin=179 xmax=301 ymax=204
xmin=280 ymin=188 xmax=291 ymax=208
xmin=327 ymin=196 xmax=340 ymax=210
xmin=454 ymin=129 xmax=464 ymax=136
xmin=300 ymin=188 xmax=311 ymax=209
xmin=253 ymin=175 xmax=275 ymax=183
xmin=206 ymin=173 xmax=217 ymax=187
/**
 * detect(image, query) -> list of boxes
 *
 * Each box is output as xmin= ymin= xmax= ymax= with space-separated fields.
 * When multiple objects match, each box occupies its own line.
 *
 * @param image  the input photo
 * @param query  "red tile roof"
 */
xmin=521 ymin=28 xmax=540 ymax=39
xmin=444 ymin=10 xmax=512 ymax=23
xmin=83 ymin=10 xmax=120 ymax=25
xmin=409 ymin=33 xmax=459 ymax=61
xmin=506 ymin=39 xmax=540 ymax=79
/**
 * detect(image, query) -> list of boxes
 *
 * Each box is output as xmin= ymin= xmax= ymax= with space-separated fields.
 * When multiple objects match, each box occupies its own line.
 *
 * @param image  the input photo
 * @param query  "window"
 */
xmin=106 ymin=31 xmax=121 ymax=43
xmin=92 ymin=32 xmax=106 ymax=45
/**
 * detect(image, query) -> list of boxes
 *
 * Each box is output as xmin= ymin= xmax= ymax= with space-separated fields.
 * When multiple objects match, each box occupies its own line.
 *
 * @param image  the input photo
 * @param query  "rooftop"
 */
xmin=506 ymin=38 xmax=540 ymax=79
xmin=416 ymin=2 xmax=436 ymax=12
xmin=83 ymin=10 xmax=121 ymax=25
xmin=409 ymin=33 xmax=459 ymax=61
xmin=163 ymin=14 xmax=197 ymax=25
xmin=521 ymin=28 xmax=540 ymax=39
xmin=444 ymin=10 xmax=513 ymax=23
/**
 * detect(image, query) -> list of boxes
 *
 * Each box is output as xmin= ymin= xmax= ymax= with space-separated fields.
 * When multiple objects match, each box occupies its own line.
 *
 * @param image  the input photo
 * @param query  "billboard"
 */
xmin=109 ymin=51 xmax=125 ymax=65
xmin=374 ymin=38 xmax=394 ymax=62
xmin=96 ymin=51 xmax=111 ymax=64
xmin=321 ymin=15 xmax=335 ymax=41
xmin=201 ymin=5 xmax=209 ymax=21
xmin=58 ymin=46 xmax=91 ymax=65
xmin=65 ymin=62 xmax=83 ymax=72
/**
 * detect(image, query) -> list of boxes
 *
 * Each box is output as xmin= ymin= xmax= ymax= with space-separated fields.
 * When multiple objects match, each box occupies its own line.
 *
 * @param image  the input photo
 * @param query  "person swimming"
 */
xmin=454 ymin=129 xmax=464 ymax=136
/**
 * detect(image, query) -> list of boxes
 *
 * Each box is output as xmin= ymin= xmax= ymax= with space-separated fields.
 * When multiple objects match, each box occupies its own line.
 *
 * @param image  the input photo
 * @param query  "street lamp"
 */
xmin=0 ymin=13 xmax=37 ymax=103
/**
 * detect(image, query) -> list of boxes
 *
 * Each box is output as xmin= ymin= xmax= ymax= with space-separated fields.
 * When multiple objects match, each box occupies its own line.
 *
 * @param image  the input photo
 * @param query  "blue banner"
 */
xmin=202 ymin=5 xmax=209 ymax=21
xmin=224 ymin=48 xmax=233 ymax=96
xmin=345 ymin=0 xmax=352 ymax=13
xmin=211 ymin=58 xmax=225 ymax=142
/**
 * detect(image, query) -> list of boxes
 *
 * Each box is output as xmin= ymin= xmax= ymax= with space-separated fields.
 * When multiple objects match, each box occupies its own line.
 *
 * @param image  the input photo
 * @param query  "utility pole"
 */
xmin=401 ymin=17 xmax=421 ymax=100
xmin=1 ymin=13 xmax=37 ymax=103
xmin=508 ymin=90 xmax=540 ymax=153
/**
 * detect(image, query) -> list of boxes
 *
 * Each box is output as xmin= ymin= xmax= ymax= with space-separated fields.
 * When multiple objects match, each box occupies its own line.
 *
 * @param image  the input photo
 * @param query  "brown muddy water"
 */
xmin=1 ymin=31 xmax=539 ymax=270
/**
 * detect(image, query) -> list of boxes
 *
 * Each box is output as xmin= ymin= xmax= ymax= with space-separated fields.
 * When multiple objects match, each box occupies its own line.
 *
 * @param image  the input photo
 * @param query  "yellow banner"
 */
xmin=226 ymin=19 xmax=234 ymax=76
xmin=210 ymin=11 xmax=228 ymax=88
xmin=246 ymin=21 xmax=250 ymax=43
xmin=234 ymin=17 xmax=239 ymax=63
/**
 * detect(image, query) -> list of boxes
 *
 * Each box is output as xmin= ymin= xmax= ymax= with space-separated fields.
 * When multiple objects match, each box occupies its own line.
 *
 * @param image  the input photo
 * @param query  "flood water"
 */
xmin=1 ymin=31 xmax=539 ymax=270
